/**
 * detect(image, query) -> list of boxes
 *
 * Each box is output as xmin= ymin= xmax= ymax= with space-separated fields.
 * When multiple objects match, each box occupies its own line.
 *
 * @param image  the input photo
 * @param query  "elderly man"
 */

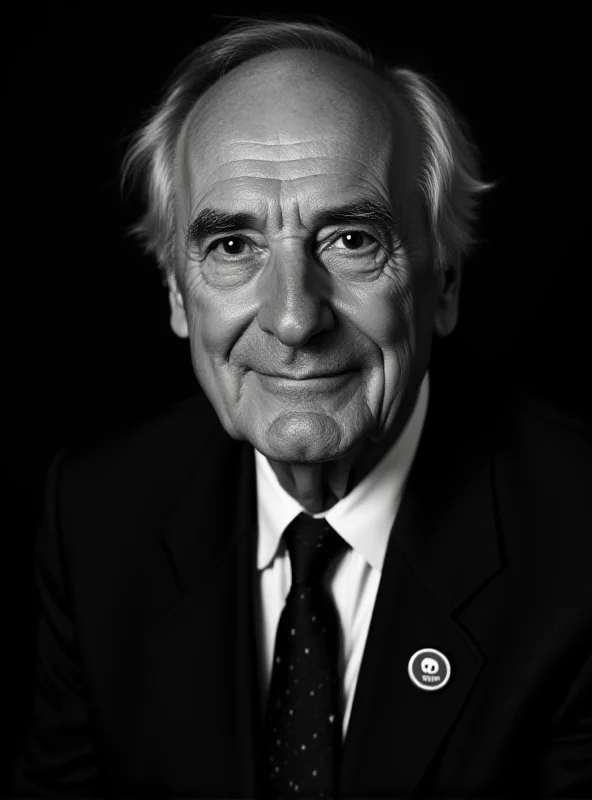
xmin=12 ymin=18 xmax=591 ymax=800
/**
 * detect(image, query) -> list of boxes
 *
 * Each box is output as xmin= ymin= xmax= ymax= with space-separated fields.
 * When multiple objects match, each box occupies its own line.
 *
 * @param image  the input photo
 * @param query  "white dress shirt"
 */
xmin=255 ymin=373 xmax=429 ymax=737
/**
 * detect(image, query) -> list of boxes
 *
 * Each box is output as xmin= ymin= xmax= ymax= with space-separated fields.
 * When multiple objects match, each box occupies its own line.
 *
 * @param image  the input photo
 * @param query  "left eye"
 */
xmin=211 ymin=237 xmax=247 ymax=255
xmin=332 ymin=232 xmax=375 ymax=250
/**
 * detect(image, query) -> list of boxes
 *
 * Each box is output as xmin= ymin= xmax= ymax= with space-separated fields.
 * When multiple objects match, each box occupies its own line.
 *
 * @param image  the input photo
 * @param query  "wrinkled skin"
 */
xmin=168 ymin=49 xmax=460 ymax=511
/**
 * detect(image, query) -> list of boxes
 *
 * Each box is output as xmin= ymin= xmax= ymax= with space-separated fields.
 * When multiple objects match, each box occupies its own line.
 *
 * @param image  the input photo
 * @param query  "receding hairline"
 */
xmin=175 ymin=46 xmax=421 ymax=195
xmin=184 ymin=49 xmax=413 ymax=139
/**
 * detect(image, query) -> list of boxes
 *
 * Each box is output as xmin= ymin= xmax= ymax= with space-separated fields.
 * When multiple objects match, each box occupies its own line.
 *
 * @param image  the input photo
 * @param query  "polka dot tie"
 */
xmin=263 ymin=513 xmax=347 ymax=799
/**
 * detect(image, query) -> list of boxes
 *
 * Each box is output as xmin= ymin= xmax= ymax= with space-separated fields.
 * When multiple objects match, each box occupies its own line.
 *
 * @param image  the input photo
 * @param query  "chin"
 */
xmin=261 ymin=442 xmax=342 ymax=465
xmin=252 ymin=410 xmax=373 ymax=465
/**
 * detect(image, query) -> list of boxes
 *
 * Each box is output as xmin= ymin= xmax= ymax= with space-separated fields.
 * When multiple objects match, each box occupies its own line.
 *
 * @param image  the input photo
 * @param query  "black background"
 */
xmin=5 ymin=6 xmax=576 ymax=790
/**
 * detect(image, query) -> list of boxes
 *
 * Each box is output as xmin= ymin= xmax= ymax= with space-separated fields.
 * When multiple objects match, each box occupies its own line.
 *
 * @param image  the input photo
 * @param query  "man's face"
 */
xmin=170 ymin=50 xmax=458 ymax=463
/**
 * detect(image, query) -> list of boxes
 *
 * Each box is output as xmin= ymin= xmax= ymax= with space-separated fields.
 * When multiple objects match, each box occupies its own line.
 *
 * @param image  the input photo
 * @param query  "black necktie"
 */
xmin=263 ymin=513 xmax=347 ymax=799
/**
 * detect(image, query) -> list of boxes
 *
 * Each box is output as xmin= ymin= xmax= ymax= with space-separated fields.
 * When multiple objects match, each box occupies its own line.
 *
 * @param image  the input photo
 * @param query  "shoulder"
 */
xmin=429 ymin=356 xmax=591 ymax=522
xmin=492 ymin=381 xmax=591 ymax=476
xmin=472 ymin=373 xmax=592 ymax=581
xmin=430 ymin=353 xmax=590 ymax=452
xmin=51 ymin=391 xmax=240 ymax=522
xmin=40 ymin=392 xmax=247 ymax=581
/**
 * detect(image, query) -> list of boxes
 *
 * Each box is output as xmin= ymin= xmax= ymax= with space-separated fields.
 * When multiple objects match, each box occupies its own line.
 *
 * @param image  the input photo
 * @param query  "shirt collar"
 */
xmin=256 ymin=372 xmax=429 ymax=574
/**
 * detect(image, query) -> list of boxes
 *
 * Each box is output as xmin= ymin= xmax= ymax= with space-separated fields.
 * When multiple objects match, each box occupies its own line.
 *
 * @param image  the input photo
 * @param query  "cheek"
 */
xmin=338 ymin=275 xmax=416 ymax=356
xmin=337 ymin=272 xmax=431 ymax=430
xmin=182 ymin=287 xmax=251 ymax=438
xmin=183 ymin=275 xmax=257 ymax=360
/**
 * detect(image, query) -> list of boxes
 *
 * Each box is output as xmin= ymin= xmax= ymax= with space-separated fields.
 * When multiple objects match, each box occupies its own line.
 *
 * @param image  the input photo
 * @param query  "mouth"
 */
xmin=253 ymin=369 xmax=356 ymax=393
xmin=257 ymin=370 xmax=352 ymax=380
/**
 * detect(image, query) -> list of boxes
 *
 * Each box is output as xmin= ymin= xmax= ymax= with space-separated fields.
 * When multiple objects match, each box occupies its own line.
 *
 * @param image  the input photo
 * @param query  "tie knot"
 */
xmin=283 ymin=513 xmax=345 ymax=586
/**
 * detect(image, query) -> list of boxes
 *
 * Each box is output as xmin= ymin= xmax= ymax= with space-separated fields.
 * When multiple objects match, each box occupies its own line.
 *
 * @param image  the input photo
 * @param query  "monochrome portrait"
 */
xmin=7 ymin=9 xmax=589 ymax=799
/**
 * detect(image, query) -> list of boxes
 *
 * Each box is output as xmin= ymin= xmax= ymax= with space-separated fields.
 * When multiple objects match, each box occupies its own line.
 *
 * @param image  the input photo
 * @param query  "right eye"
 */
xmin=210 ymin=236 xmax=248 ymax=255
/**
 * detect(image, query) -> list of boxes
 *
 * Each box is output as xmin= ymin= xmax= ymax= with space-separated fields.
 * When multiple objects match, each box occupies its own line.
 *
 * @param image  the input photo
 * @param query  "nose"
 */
xmin=256 ymin=243 xmax=334 ymax=348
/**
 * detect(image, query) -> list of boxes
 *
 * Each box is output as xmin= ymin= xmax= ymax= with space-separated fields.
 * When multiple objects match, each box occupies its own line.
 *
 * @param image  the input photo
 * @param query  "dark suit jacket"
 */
xmin=11 ymin=370 xmax=592 ymax=799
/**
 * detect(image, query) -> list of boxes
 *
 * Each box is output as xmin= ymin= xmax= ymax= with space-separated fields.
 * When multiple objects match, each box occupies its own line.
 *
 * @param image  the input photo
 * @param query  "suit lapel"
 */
xmin=142 ymin=436 xmax=263 ymax=797
xmin=341 ymin=375 xmax=504 ymax=797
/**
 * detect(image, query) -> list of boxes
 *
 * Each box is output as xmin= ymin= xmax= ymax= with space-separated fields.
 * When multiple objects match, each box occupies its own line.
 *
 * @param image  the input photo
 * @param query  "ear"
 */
xmin=167 ymin=274 xmax=189 ymax=339
xmin=433 ymin=262 xmax=462 ymax=338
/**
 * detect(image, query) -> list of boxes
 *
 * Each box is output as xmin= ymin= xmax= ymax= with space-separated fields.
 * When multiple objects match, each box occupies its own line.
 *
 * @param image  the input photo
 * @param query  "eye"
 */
xmin=211 ymin=236 xmax=247 ymax=255
xmin=332 ymin=231 xmax=376 ymax=250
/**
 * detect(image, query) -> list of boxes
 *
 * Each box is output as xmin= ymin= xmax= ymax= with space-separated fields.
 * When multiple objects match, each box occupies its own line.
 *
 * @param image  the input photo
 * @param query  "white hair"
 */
xmin=122 ymin=18 xmax=492 ymax=274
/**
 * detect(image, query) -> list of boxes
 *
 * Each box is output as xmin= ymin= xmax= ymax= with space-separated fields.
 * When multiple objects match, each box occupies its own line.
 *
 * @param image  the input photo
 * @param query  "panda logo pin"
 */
xmin=408 ymin=648 xmax=451 ymax=691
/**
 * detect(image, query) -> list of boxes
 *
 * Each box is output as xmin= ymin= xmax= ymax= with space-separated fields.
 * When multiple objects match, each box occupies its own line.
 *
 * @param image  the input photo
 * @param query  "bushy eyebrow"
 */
xmin=310 ymin=199 xmax=396 ymax=234
xmin=186 ymin=199 xmax=397 ymax=247
xmin=187 ymin=209 xmax=259 ymax=246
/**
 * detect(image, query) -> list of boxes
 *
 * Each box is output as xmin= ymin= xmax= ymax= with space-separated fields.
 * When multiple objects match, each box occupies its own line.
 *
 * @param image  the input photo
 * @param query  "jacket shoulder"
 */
xmin=46 ymin=393 xmax=242 ymax=557
xmin=59 ymin=391 xmax=228 ymax=486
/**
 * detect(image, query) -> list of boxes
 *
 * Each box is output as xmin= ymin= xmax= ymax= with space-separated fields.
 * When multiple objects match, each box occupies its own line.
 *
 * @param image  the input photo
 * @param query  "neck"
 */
xmin=268 ymin=386 xmax=419 ymax=514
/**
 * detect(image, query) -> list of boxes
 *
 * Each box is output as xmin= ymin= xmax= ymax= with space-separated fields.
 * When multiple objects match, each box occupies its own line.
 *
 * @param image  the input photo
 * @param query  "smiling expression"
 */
xmin=169 ymin=49 xmax=458 ymax=463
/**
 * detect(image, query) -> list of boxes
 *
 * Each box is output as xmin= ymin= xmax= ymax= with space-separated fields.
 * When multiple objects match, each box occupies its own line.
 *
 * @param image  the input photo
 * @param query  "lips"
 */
xmin=253 ymin=370 xmax=356 ymax=398
xmin=256 ymin=369 xmax=353 ymax=380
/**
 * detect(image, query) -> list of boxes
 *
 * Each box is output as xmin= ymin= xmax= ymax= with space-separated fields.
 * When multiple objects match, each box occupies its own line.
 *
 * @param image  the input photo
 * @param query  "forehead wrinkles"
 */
xmin=182 ymin=114 xmax=395 ymax=193
xmin=175 ymin=51 xmax=422 ymax=229
xmin=192 ymin=153 xmax=393 ymax=196
xmin=186 ymin=174 xmax=392 ymax=236
xmin=197 ymin=138 xmax=389 ymax=169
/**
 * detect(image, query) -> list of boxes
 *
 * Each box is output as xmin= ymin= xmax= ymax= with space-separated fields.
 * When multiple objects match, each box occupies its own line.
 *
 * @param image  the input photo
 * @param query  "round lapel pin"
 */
xmin=408 ymin=648 xmax=451 ymax=691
